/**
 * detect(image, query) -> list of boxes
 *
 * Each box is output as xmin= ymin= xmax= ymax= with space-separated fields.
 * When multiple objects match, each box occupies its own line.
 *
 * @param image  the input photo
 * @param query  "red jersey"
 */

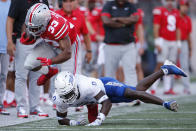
xmin=133 ymin=8 xmax=144 ymax=43
xmin=76 ymin=6 xmax=89 ymax=17
xmin=87 ymin=7 xmax=105 ymax=42
xmin=55 ymin=9 xmax=88 ymax=36
xmin=41 ymin=11 xmax=77 ymax=45
xmin=153 ymin=7 xmax=180 ymax=41
xmin=178 ymin=15 xmax=192 ymax=40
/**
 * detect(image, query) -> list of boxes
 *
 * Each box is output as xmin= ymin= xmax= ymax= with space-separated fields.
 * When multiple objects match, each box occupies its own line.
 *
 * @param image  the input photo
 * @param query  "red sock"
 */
xmin=87 ymin=104 xmax=98 ymax=123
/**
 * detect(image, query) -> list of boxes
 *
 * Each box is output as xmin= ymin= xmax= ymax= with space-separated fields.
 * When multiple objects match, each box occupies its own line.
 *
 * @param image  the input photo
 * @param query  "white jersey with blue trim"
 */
xmin=52 ymin=74 xmax=105 ymax=113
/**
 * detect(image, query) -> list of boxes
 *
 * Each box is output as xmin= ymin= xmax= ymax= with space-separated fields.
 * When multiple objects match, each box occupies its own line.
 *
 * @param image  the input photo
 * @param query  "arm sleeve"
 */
xmin=8 ymin=0 xmax=20 ymax=19
xmin=80 ymin=15 xmax=89 ymax=35
xmin=153 ymin=8 xmax=162 ymax=25
xmin=101 ymin=2 xmax=111 ymax=18
xmin=88 ymin=79 xmax=102 ymax=98
xmin=189 ymin=17 xmax=192 ymax=33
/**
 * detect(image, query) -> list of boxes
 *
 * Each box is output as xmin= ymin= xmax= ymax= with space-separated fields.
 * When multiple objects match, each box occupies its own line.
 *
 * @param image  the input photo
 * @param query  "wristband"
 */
xmin=98 ymin=95 xmax=108 ymax=104
xmin=154 ymin=37 xmax=163 ymax=47
xmin=87 ymin=50 xmax=92 ymax=53
xmin=69 ymin=120 xmax=80 ymax=126
xmin=177 ymin=40 xmax=182 ymax=48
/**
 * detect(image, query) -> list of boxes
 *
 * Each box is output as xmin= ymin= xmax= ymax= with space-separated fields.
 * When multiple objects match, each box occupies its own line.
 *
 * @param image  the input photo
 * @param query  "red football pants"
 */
xmin=87 ymin=104 xmax=98 ymax=123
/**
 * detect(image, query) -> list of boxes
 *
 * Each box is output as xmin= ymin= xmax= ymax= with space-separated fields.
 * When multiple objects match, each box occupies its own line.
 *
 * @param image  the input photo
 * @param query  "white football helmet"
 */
xmin=54 ymin=71 xmax=79 ymax=104
xmin=25 ymin=3 xmax=51 ymax=37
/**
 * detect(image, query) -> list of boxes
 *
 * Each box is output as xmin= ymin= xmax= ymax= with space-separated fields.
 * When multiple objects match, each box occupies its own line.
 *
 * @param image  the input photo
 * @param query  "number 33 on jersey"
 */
xmin=41 ymin=11 xmax=77 ymax=44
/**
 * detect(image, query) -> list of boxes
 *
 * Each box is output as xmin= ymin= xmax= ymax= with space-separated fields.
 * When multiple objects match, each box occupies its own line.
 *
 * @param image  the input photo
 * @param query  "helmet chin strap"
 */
xmin=76 ymin=85 xmax=80 ymax=100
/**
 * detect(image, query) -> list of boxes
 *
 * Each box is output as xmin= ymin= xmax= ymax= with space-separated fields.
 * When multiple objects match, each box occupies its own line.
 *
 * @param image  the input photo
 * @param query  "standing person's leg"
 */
xmin=0 ymin=54 xmax=9 ymax=105
xmin=136 ymin=45 xmax=144 ymax=82
xmin=29 ymin=71 xmax=49 ymax=117
xmin=104 ymin=44 xmax=121 ymax=79
xmin=97 ymin=43 xmax=105 ymax=77
xmin=6 ymin=56 xmax=15 ymax=107
xmin=180 ymin=41 xmax=190 ymax=94
xmin=15 ymin=39 xmax=35 ymax=117
xmin=0 ymin=53 xmax=10 ymax=115
xmin=164 ymin=41 xmax=178 ymax=94
xmin=150 ymin=40 xmax=168 ymax=94
xmin=121 ymin=43 xmax=137 ymax=86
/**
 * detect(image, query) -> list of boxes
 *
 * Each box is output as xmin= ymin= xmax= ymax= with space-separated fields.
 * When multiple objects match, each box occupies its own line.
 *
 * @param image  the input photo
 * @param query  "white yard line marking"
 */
xmin=107 ymin=118 xmax=194 ymax=121
xmin=138 ymin=112 xmax=196 ymax=114
xmin=10 ymin=127 xmax=196 ymax=130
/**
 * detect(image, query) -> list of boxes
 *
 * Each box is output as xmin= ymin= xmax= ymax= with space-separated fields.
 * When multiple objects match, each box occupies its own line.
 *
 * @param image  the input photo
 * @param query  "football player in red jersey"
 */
xmin=150 ymin=0 xmax=181 ymax=95
xmin=178 ymin=0 xmax=192 ymax=94
xmin=20 ymin=3 xmax=80 ymax=86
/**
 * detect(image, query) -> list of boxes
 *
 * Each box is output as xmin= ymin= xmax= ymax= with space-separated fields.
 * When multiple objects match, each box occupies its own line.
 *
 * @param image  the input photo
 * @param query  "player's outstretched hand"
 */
xmin=85 ymin=119 xmax=102 ymax=126
xmin=37 ymin=57 xmax=52 ymax=66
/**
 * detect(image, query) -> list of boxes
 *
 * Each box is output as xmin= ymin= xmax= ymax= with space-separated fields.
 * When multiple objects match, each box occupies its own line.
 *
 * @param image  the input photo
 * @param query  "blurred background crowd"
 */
xmin=0 ymin=0 xmax=195 ymax=117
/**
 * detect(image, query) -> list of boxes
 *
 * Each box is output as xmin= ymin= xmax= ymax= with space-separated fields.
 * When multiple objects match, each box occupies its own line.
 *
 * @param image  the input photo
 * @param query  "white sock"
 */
xmin=163 ymin=76 xmax=172 ymax=91
xmin=40 ymin=86 xmax=44 ymax=98
xmin=3 ymin=90 xmax=7 ymax=102
xmin=43 ymin=93 xmax=49 ymax=99
xmin=151 ymin=79 xmax=160 ymax=90
xmin=161 ymin=68 xmax=168 ymax=75
xmin=38 ymin=66 xmax=49 ymax=74
xmin=6 ymin=90 xmax=15 ymax=104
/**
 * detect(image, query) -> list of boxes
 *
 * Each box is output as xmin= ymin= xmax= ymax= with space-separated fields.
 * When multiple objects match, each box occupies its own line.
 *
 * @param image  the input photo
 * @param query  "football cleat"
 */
xmin=4 ymin=100 xmax=17 ymax=108
xmin=17 ymin=108 xmax=28 ymax=118
xmin=37 ymin=67 xmax=58 ymax=86
xmin=163 ymin=100 xmax=178 ymax=112
xmin=164 ymin=89 xmax=177 ymax=95
xmin=0 ymin=105 xmax=10 ymax=115
xmin=30 ymin=107 xmax=49 ymax=117
xmin=161 ymin=60 xmax=187 ymax=77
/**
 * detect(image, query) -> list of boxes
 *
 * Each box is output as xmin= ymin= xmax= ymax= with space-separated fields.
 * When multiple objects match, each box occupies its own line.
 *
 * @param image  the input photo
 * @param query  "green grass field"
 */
xmin=1 ymin=95 xmax=196 ymax=131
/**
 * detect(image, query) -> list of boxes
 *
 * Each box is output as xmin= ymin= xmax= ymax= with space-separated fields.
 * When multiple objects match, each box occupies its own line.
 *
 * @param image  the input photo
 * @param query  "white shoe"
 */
xmin=17 ymin=108 xmax=28 ymax=118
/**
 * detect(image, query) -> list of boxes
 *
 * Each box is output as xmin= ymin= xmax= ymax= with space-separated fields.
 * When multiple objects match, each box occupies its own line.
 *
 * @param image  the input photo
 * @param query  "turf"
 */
xmin=1 ymin=95 xmax=196 ymax=131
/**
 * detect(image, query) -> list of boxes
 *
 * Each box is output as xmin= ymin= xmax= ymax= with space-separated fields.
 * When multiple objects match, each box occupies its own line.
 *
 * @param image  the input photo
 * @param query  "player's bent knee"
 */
xmin=24 ymin=56 xmax=41 ymax=71
xmin=124 ymin=88 xmax=140 ymax=99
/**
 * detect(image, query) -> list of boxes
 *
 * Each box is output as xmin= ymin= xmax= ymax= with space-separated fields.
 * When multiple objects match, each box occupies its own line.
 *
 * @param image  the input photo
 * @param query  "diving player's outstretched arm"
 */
xmin=86 ymin=91 xmax=112 ymax=126
xmin=56 ymin=111 xmax=86 ymax=126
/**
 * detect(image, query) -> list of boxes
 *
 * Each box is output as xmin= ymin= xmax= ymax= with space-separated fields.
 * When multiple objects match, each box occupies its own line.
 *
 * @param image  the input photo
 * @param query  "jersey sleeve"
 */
xmin=101 ymin=2 xmax=111 ymax=18
xmin=54 ymin=20 xmax=71 ymax=41
xmin=8 ymin=0 xmax=20 ymax=19
xmin=153 ymin=8 xmax=162 ymax=25
xmin=52 ymin=92 xmax=68 ymax=113
xmin=80 ymin=15 xmax=89 ymax=35
xmin=87 ymin=78 xmax=102 ymax=98
xmin=188 ymin=17 xmax=192 ymax=33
